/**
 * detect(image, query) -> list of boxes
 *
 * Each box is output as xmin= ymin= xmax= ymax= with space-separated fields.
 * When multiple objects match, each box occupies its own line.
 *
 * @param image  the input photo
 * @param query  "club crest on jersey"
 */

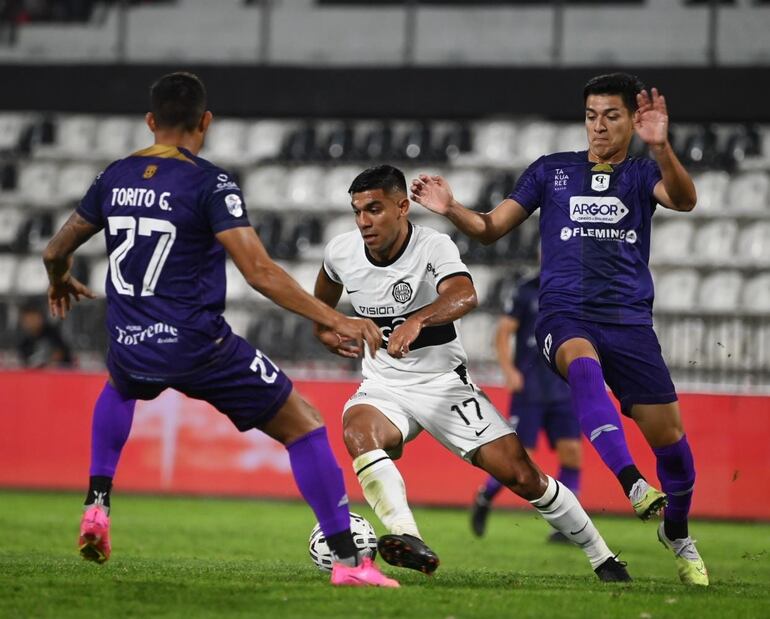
xmin=142 ymin=164 xmax=158 ymax=179
xmin=224 ymin=193 xmax=243 ymax=217
xmin=591 ymin=174 xmax=609 ymax=192
xmin=392 ymin=280 xmax=412 ymax=303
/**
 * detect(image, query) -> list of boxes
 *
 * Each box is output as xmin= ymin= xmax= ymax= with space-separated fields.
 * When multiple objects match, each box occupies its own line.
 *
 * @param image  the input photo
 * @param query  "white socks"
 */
xmin=530 ymin=476 xmax=613 ymax=570
xmin=353 ymin=449 xmax=421 ymax=539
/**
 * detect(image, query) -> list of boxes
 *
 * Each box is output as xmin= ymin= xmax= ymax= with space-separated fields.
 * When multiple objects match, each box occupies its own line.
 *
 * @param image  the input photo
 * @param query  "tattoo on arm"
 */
xmin=43 ymin=212 xmax=100 ymax=282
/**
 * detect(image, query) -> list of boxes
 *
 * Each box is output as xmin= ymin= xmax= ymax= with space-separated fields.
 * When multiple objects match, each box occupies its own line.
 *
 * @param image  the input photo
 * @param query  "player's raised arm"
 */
xmin=387 ymin=274 xmax=477 ymax=359
xmin=634 ymin=88 xmax=696 ymax=212
xmin=217 ymin=225 xmax=381 ymax=356
xmin=312 ymin=266 xmax=362 ymax=359
xmin=410 ymin=174 xmax=529 ymax=245
xmin=43 ymin=211 xmax=99 ymax=319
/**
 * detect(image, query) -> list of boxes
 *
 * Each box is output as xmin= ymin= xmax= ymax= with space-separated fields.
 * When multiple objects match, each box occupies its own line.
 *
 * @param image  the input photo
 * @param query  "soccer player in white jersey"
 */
xmin=313 ymin=164 xmax=630 ymax=582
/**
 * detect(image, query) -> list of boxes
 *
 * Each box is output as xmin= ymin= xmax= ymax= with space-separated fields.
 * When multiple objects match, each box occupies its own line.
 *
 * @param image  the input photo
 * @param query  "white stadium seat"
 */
xmin=14 ymin=256 xmax=50 ymax=295
xmin=322 ymin=165 xmax=362 ymax=211
xmin=458 ymin=313 xmax=497 ymax=363
xmin=286 ymin=166 xmax=325 ymax=209
xmin=0 ymin=113 xmax=31 ymax=151
xmin=728 ymin=171 xmax=770 ymax=213
xmin=552 ymin=123 xmax=587 ymax=154
xmin=692 ymin=219 xmax=737 ymax=266
xmin=243 ymin=165 xmax=288 ymax=210
xmin=56 ymin=162 xmax=99 ymax=204
xmin=472 ymin=120 xmax=517 ymax=164
xmin=18 ymin=161 xmax=59 ymax=207
xmin=200 ymin=119 xmax=246 ymax=165
xmin=94 ymin=116 xmax=137 ymax=159
xmin=697 ymin=271 xmax=743 ymax=312
xmin=655 ymin=269 xmax=699 ymax=311
xmin=650 ymin=220 xmax=694 ymax=265
xmin=244 ymin=120 xmax=296 ymax=163
xmin=691 ymin=170 xmax=729 ymax=214
xmin=515 ymin=121 xmax=556 ymax=164
xmin=0 ymin=208 xmax=24 ymax=247
xmin=741 ymin=274 xmax=770 ymax=313
xmin=0 ymin=254 xmax=17 ymax=294
xmin=52 ymin=115 xmax=97 ymax=158
xmin=443 ymin=169 xmax=484 ymax=208
xmin=737 ymin=221 xmax=770 ymax=266
xmin=225 ymin=260 xmax=253 ymax=303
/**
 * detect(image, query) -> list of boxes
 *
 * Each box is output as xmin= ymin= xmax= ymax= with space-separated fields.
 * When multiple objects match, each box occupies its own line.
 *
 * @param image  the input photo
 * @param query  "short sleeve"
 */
xmin=323 ymin=240 xmax=342 ymax=284
xmin=202 ymin=170 xmax=251 ymax=233
xmin=76 ymin=171 xmax=106 ymax=229
xmin=640 ymin=158 xmax=663 ymax=197
xmin=508 ymin=156 xmax=545 ymax=214
xmin=427 ymin=234 xmax=471 ymax=289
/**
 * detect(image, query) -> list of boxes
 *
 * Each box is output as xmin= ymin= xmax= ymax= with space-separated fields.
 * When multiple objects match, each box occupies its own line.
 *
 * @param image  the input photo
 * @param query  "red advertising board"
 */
xmin=0 ymin=371 xmax=768 ymax=519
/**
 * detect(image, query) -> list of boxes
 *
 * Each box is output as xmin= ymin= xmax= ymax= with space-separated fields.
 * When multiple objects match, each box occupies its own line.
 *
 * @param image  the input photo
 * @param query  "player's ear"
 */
xmin=145 ymin=112 xmax=156 ymax=133
xmin=398 ymin=196 xmax=410 ymax=217
xmin=199 ymin=110 xmax=213 ymax=133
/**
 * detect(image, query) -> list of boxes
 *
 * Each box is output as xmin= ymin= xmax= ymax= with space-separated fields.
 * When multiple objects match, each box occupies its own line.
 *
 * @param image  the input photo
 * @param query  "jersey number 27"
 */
xmin=107 ymin=216 xmax=176 ymax=297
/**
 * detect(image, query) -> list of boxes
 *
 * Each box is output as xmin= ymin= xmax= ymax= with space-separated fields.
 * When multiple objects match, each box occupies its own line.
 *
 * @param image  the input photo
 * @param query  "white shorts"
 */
xmin=342 ymin=370 xmax=514 ymax=461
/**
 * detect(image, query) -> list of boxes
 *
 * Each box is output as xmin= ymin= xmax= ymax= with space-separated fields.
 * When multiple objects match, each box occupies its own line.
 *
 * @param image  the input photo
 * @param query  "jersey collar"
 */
xmin=364 ymin=222 xmax=413 ymax=267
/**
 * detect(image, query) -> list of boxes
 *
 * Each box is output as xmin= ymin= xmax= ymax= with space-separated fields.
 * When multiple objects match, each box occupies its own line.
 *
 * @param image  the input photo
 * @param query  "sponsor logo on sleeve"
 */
xmin=224 ymin=193 xmax=243 ymax=217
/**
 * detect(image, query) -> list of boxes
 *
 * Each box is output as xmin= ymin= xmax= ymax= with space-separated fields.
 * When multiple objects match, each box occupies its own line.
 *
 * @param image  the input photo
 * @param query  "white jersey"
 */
xmin=324 ymin=222 xmax=471 ymax=386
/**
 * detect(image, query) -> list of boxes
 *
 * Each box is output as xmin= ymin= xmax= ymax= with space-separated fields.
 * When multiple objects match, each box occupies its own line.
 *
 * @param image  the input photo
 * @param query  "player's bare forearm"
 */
xmin=252 ymin=262 xmax=343 ymax=330
xmin=43 ymin=212 xmax=99 ymax=283
xmin=447 ymin=199 xmax=529 ymax=245
xmin=410 ymin=275 xmax=478 ymax=329
xmin=312 ymin=268 xmax=343 ymax=337
xmin=495 ymin=317 xmax=518 ymax=370
xmin=651 ymin=142 xmax=697 ymax=212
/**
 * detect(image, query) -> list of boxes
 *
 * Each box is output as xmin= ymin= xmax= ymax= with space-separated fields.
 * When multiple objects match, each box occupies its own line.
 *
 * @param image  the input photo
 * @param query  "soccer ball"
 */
xmin=308 ymin=512 xmax=378 ymax=572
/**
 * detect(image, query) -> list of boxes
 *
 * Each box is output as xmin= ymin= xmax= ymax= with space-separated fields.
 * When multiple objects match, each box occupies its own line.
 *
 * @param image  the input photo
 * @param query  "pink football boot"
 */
xmin=330 ymin=557 xmax=400 ymax=588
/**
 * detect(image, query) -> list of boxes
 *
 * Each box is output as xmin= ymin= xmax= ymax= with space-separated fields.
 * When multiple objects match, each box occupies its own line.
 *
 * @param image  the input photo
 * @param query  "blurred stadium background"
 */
xmin=0 ymin=1 xmax=768 ymax=519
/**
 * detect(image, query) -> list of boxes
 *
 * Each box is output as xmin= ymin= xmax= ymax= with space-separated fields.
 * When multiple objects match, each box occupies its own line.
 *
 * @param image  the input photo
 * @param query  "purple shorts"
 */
xmin=107 ymin=333 xmax=293 ymax=431
xmin=509 ymin=395 xmax=579 ymax=449
xmin=534 ymin=315 xmax=677 ymax=414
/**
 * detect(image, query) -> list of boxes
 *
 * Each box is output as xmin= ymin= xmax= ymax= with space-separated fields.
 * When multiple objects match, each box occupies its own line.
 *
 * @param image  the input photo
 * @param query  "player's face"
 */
xmin=350 ymin=188 xmax=409 ymax=258
xmin=584 ymin=94 xmax=635 ymax=163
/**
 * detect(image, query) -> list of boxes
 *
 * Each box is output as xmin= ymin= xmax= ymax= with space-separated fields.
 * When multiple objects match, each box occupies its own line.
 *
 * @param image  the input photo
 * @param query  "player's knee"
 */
xmin=342 ymin=418 xmax=378 ymax=457
xmin=499 ymin=462 xmax=541 ymax=498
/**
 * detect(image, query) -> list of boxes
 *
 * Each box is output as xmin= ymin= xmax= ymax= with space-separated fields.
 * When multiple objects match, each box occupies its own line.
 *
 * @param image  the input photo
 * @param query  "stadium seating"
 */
xmin=0 ymin=112 xmax=767 ymax=389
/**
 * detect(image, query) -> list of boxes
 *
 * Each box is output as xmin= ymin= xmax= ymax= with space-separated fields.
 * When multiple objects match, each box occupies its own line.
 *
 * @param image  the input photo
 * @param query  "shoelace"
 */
xmin=672 ymin=537 xmax=701 ymax=561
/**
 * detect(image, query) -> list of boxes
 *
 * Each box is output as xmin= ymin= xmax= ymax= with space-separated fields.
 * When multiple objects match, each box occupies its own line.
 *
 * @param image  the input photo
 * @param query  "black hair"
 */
xmin=149 ymin=72 xmax=207 ymax=131
xmin=348 ymin=164 xmax=407 ymax=196
xmin=583 ymin=72 xmax=646 ymax=113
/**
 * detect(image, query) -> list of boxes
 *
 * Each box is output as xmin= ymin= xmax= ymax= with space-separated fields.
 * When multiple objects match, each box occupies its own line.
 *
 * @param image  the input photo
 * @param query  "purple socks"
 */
xmin=567 ymin=358 xmax=634 ymax=477
xmin=558 ymin=466 xmax=580 ymax=496
xmin=287 ymin=427 xmax=351 ymax=538
xmin=90 ymin=382 xmax=136 ymax=478
xmin=654 ymin=435 xmax=695 ymax=539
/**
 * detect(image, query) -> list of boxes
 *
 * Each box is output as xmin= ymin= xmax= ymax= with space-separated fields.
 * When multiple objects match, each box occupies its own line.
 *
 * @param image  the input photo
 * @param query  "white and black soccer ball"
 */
xmin=308 ymin=512 xmax=378 ymax=572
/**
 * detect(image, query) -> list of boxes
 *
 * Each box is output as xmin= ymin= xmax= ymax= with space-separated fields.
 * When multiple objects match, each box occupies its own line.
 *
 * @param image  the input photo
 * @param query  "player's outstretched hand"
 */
xmin=386 ymin=317 xmax=421 ymax=359
xmin=634 ymin=87 xmax=668 ymax=148
xmin=333 ymin=316 xmax=382 ymax=358
xmin=410 ymin=174 xmax=454 ymax=216
xmin=48 ymin=275 xmax=96 ymax=319
xmin=316 ymin=329 xmax=362 ymax=359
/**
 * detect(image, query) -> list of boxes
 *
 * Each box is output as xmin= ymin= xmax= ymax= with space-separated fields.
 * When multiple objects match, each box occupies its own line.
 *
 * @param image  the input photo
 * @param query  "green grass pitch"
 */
xmin=0 ymin=491 xmax=768 ymax=618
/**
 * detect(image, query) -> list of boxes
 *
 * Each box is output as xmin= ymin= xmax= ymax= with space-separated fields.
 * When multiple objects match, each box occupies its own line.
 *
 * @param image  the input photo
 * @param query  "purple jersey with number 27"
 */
xmin=509 ymin=151 xmax=662 ymax=326
xmin=77 ymin=145 xmax=250 ymax=379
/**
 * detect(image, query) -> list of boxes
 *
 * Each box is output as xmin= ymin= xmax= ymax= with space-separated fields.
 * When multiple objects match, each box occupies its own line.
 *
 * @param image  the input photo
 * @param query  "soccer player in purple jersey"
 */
xmin=411 ymin=73 xmax=708 ymax=586
xmin=42 ymin=72 xmax=398 ymax=587
xmin=470 ymin=273 xmax=581 ymax=544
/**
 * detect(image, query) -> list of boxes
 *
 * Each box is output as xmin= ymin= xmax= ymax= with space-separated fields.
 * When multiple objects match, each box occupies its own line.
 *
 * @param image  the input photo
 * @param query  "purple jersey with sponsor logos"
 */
xmin=77 ymin=145 xmax=250 ymax=378
xmin=509 ymin=151 xmax=662 ymax=325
